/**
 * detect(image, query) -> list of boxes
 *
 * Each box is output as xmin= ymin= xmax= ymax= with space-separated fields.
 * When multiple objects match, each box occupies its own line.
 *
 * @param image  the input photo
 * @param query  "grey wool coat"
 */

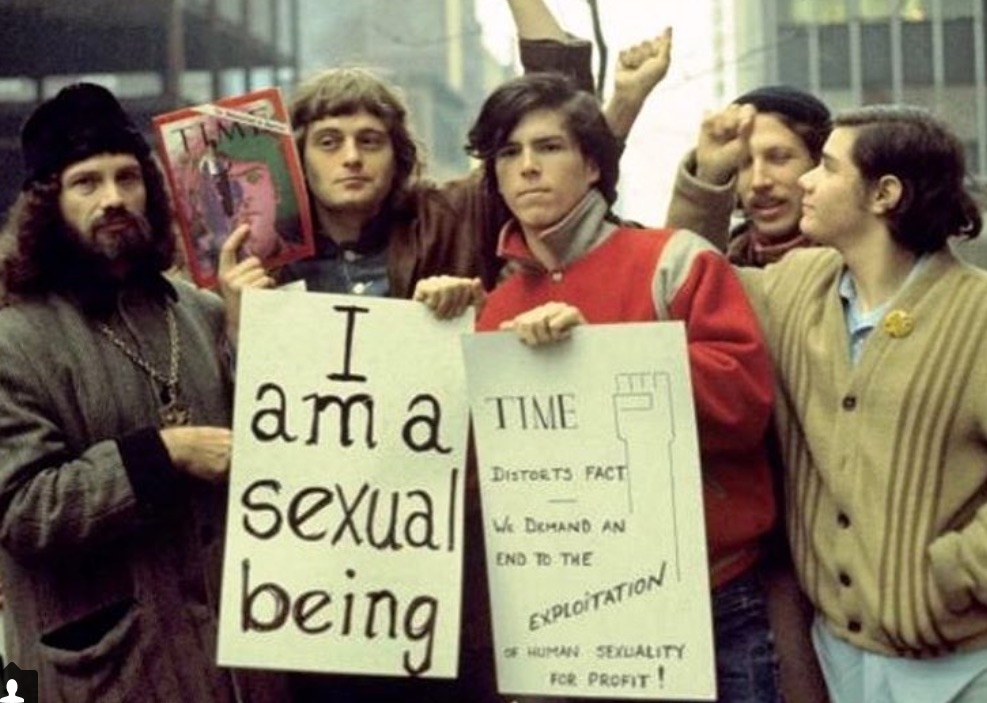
xmin=0 ymin=276 xmax=286 ymax=702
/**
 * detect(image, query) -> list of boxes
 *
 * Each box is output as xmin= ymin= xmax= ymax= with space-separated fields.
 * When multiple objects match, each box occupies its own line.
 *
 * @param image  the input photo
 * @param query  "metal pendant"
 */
xmin=160 ymin=398 xmax=192 ymax=427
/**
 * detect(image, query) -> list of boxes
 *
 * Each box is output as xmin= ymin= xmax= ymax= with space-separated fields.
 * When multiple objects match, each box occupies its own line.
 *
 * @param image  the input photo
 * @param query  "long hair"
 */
xmin=465 ymin=73 xmax=620 ymax=286
xmin=0 ymin=152 xmax=175 ymax=304
xmin=466 ymin=72 xmax=620 ymax=207
xmin=290 ymin=67 xmax=422 ymax=207
xmin=835 ymin=105 xmax=982 ymax=253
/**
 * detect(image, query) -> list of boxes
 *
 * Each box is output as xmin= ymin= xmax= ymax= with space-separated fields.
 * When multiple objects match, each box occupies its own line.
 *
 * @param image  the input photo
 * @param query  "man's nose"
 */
xmin=750 ymin=159 xmax=773 ymax=188
xmin=100 ymin=181 xmax=125 ymax=208
xmin=341 ymin=138 xmax=363 ymax=165
xmin=520 ymin=147 xmax=540 ymax=175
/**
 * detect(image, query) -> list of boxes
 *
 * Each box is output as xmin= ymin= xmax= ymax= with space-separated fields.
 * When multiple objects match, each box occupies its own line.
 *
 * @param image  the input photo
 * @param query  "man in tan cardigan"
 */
xmin=730 ymin=106 xmax=987 ymax=702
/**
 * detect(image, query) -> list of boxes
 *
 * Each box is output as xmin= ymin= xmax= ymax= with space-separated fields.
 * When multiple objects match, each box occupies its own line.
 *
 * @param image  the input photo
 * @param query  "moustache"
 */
xmin=91 ymin=209 xmax=150 ymax=235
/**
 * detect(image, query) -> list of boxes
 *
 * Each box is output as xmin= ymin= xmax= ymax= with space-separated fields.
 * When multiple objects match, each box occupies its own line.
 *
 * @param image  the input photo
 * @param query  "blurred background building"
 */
xmin=0 ymin=0 xmax=303 ymax=205
xmin=2 ymin=0 xmax=985 ymax=240
xmin=0 ymin=0 xmax=510 ymax=210
xmin=298 ymin=0 xmax=512 ymax=182
xmin=728 ymin=0 xmax=986 ymax=176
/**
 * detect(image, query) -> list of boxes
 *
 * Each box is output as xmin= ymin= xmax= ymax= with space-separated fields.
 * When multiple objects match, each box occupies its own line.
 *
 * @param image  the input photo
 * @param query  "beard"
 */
xmin=50 ymin=207 xmax=173 ymax=315
xmin=84 ymin=208 xmax=153 ymax=261
xmin=64 ymin=207 xmax=159 ymax=279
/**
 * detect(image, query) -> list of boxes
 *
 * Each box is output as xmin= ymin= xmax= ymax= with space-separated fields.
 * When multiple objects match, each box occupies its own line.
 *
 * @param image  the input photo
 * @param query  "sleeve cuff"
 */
xmin=117 ymin=427 xmax=182 ymax=512
xmin=519 ymin=36 xmax=595 ymax=95
xmin=675 ymin=151 xmax=738 ymax=213
xmin=680 ymin=151 xmax=737 ymax=194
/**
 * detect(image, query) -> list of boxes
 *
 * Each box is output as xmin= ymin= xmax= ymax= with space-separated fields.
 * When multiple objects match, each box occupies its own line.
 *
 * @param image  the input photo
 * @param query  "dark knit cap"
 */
xmin=733 ymin=85 xmax=830 ymax=130
xmin=20 ymin=82 xmax=151 ymax=188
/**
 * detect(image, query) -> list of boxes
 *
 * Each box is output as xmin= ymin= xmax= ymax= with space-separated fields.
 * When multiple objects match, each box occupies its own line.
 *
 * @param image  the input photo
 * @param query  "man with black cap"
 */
xmin=0 ymin=83 xmax=285 ymax=702
xmin=666 ymin=85 xmax=832 ymax=267
xmin=666 ymin=86 xmax=833 ymax=703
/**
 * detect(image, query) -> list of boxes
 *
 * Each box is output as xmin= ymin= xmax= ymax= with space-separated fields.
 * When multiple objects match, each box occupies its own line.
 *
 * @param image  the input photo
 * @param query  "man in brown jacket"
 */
xmin=0 ymin=83 xmax=286 ymax=702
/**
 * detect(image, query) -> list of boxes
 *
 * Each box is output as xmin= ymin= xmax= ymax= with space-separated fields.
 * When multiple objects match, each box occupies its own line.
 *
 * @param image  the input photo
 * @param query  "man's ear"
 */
xmin=870 ymin=174 xmax=903 ymax=215
xmin=587 ymin=157 xmax=601 ymax=187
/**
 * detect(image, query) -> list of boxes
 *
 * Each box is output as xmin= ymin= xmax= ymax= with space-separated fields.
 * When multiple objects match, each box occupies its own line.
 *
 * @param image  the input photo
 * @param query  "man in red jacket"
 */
xmin=465 ymin=71 xmax=780 ymax=703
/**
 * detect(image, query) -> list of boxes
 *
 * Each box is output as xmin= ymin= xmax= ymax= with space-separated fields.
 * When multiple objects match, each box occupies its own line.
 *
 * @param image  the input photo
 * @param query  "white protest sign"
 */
xmin=462 ymin=322 xmax=715 ymax=700
xmin=218 ymin=289 xmax=471 ymax=678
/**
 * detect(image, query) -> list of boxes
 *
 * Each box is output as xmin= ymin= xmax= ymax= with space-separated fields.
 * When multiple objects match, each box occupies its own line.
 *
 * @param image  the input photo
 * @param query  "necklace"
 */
xmin=97 ymin=306 xmax=191 ymax=427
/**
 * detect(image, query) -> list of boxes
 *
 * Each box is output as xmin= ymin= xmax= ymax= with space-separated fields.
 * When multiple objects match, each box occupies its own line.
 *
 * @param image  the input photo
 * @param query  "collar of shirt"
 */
xmin=313 ymin=204 xmax=396 ymax=260
xmin=728 ymin=223 xmax=813 ymax=267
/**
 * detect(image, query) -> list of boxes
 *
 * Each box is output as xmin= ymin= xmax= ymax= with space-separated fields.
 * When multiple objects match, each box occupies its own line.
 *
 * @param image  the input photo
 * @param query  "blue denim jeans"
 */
xmin=712 ymin=568 xmax=782 ymax=703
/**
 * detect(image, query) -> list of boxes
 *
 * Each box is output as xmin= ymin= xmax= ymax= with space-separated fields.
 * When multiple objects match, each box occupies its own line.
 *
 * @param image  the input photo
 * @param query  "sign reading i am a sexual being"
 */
xmin=218 ymin=289 xmax=471 ymax=679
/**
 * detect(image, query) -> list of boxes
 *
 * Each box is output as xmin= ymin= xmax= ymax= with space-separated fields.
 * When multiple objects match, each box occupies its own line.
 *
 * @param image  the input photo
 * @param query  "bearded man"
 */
xmin=0 ymin=83 xmax=285 ymax=702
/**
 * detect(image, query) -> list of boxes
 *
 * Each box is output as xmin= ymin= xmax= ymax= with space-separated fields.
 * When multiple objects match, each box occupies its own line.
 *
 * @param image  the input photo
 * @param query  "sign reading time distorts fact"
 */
xmin=218 ymin=289 xmax=471 ymax=679
xmin=462 ymin=322 xmax=715 ymax=700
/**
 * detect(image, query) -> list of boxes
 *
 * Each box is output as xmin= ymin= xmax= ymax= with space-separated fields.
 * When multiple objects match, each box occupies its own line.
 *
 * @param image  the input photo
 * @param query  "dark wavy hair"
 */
xmin=290 ymin=67 xmax=423 ymax=208
xmin=466 ymin=72 xmax=620 ymax=208
xmin=0 ymin=151 xmax=175 ymax=304
xmin=835 ymin=105 xmax=982 ymax=253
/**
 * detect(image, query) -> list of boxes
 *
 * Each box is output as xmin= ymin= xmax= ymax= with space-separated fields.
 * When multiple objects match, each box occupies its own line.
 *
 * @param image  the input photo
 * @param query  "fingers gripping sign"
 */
xmin=217 ymin=224 xmax=276 ymax=345
xmin=500 ymin=301 xmax=586 ymax=346
xmin=412 ymin=276 xmax=486 ymax=320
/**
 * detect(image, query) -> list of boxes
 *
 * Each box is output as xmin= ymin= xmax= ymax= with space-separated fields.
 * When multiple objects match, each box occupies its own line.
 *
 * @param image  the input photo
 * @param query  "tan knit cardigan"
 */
xmin=742 ymin=246 xmax=987 ymax=657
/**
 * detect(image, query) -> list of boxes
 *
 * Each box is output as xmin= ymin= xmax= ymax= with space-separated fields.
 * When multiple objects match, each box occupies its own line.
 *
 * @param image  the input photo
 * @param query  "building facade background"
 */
xmin=298 ymin=0 xmax=511 ymax=182
xmin=0 ymin=0 xmax=508 ymax=209
xmin=729 ymin=0 xmax=986 ymax=175
xmin=724 ymin=0 xmax=987 ymax=264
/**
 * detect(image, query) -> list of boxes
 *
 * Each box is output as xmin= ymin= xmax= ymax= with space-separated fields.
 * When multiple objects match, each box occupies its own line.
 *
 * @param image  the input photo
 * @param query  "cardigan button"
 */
xmin=842 ymin=395 xmax=857 ymax=410
xmin=839 ymin=572 xmax=853 ymax=587
xmin=848 ymin=620 xmax=862 ymax=633
xmin=837 ymin=512 xmax=851 ymax=529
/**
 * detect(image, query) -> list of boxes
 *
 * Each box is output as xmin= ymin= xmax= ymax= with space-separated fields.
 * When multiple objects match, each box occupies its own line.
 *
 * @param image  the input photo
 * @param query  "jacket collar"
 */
xmin=496 ymin=189 xmax=614 ymax=273
xmin=727 ymin=222 xmax=812 ymax=267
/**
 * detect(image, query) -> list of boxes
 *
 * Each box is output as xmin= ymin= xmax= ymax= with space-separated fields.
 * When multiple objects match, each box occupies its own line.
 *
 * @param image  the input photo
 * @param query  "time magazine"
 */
xmin=153 ymin=87 xmax=314 ymax=288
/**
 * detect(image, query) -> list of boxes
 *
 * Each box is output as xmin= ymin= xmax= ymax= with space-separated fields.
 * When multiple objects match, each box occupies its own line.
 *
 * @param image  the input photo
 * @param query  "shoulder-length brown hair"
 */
xmin=290 ymin=67 xmax=423 ymax=208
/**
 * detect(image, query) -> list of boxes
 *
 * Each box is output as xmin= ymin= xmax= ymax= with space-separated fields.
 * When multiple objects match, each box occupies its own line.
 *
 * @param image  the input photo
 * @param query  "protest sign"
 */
xmin=218 ymin=290 xmax=470 ymax=678
xmin=462 ymin=322 xmax=715 ymax=700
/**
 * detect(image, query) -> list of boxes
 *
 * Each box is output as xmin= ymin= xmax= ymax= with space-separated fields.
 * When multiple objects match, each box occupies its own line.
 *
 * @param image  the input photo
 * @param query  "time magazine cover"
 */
xmin=153 ymin=87 xmax=314 ymax=288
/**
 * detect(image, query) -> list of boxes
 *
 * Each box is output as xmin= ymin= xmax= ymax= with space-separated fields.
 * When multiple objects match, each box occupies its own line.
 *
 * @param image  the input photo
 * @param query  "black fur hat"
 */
xmin=20 ymin=82 xmax=151 ymax=188
xmin=733 ymin=85 xmax=831 ymax=131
